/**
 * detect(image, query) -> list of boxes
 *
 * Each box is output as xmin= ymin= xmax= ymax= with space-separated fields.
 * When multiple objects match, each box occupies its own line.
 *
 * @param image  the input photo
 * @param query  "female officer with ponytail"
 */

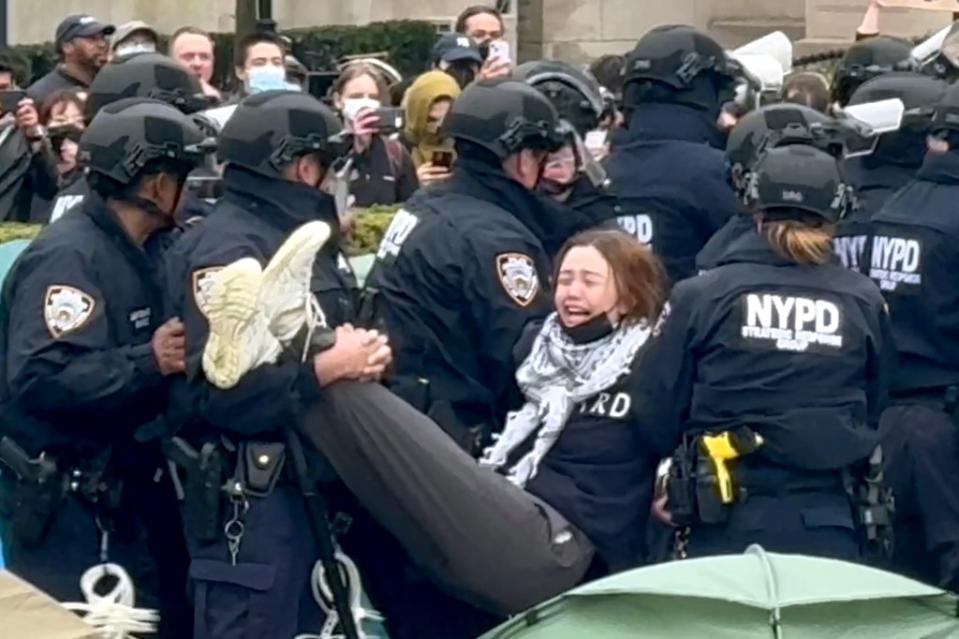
xmin=637 ymin=144 xmax=893 ymax=560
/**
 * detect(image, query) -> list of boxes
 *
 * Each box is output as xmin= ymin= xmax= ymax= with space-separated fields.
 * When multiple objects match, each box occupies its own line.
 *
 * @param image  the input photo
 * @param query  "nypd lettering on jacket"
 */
xmin=833 ymin=235 xmax=868 ymax=271
xmin=576 ymin=391 xmax=632 ymax=419
xmin=376 ymin=208 xmax=419 ymax=264
xmin=740 ymin=293 xmax=844 ymax=354
xmin=616 ymin=213 xmax=654 ymax=244
xmin=868 ymin=235 xmax=922 ymax=293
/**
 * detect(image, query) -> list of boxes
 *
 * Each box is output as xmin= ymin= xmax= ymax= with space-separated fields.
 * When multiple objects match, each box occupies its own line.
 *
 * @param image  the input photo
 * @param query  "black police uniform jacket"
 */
xmin=368 ymin=157 xmax=556 ymax=432
xmin=833 ymin=159 xmax=916 ymax=271
xmin=635 ymin=227 xmax=893 ymax=481
xmin=0 ymin=194 xmax=169 ymax=459
xmin=164 ymin=166 xmax=358 ymax=439
xmin=606 ymin=104 xmax=740 ymax=286
xmin=864 ymin=150 xmax=959 ymax=396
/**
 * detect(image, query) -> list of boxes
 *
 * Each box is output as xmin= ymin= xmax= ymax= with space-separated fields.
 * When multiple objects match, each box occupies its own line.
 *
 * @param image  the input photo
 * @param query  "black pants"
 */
xmin=297 ymin=381 xmax=595 ymax=617
xmin=880 ymin=403 xmax=959 ymax=589
xmin=0 ymin=471 xmax=192 ymax=639
xmin=685 ymin=490 xmax=860 ymax=561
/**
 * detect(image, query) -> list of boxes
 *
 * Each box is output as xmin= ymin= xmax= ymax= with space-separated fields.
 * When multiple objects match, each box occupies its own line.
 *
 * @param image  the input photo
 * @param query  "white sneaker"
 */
xmin=258 ymin=221 xmax=332 ymax=358
xmin=202 ymin=257 xmax=283 ymax=389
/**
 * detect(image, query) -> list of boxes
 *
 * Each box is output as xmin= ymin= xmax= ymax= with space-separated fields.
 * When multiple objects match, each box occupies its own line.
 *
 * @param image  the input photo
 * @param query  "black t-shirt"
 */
xmin=349 ymin=136 xmax=418 ymax=207
xmin=27 ymin=67 xmax=88 ymax=104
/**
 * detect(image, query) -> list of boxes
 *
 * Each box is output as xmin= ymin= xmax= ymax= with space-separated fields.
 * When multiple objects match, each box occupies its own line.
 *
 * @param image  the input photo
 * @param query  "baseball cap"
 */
xmin=433 ymin=32 xmax=483 ymax=65
xmin=56 ymin=15 xmax=116 ymax=51
xmin=112 ymin=21 xmax=158 ymax=51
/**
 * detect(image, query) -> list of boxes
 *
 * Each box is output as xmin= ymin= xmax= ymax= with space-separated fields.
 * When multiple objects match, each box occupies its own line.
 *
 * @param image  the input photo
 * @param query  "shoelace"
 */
xmin=62 ymin=563 xmax=159 ymax=638
xmin=294 ymin=552 xmax=386 ymax=639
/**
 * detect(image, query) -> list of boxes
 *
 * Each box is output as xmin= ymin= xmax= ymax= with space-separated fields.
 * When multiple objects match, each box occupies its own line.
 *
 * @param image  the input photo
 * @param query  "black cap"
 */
xmin=56 ymin=15 xmax=115 ymax=50
xmin=433 ymin=32 xmax=483 ymax=65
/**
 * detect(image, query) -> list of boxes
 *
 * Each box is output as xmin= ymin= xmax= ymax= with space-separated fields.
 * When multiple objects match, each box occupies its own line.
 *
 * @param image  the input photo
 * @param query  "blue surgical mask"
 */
xmin=246 ymin=65 xmax=287 ymax=94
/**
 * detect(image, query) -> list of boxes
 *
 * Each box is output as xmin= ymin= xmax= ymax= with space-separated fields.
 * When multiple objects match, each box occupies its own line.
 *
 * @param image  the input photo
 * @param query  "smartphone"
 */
xmin=489 ymin=40 xmax=511 ymax=63
xmin=431 ymin=151 xmax=453 ymax=169
xmin=0 ymin=89 xmax=26 ymax=113
xmin=375 ymin=107 xmax=405 ymax=135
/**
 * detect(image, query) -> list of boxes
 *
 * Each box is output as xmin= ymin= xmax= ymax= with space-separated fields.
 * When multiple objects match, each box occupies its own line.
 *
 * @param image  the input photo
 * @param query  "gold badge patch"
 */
xmin=44 ymin=285 xmax=96 ymax=338
xmin=496 ymin=253 xmax=540 ymax=307
xmin=192 ymin=267 xmax=223 ymax=318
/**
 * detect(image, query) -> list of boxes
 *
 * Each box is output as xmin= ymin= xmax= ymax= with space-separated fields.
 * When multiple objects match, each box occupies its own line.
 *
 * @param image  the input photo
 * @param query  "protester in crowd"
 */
xmin=233 ymin=30 xmax=287 ymax=97
xmin=27 ymin=15 xmax=113 ymax=103
xmin=0 ymin=54 xmax=59 ymax=222
xmin=402 ymin=70 xmax=460 ymax=184
xmin=455 ymin=5 xmax=512 ymax=80
xmin=110 ymin=20 xmax=159 ymax=59
xmin=781 ymin=71 xmax=831 ymax=113
xmin=867 ymin=82 xmax=959 ymax=592
xmin=39 ymin=88 xmax=87 ymax=188
xmin=432 ymin=32 xmax=484 ymax=89
xmin=170 ymin=26 xmax=222 ymax=101
xmin=638 ymin=144 xmax=892 ymax=561
xmin=589 ymin=54 xmax=626 ymax=129
xmin=332 ymin=63 xmax=417 ymax=206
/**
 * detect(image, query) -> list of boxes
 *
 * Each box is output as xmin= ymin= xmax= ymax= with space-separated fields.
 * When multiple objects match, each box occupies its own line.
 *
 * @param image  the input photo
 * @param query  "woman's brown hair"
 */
xmin=553 ymin=229 xmax=666 ymax=326
xmin=40 ymin=88 xmax=86 ymax=126
xmin=333 ymin=63 xmax=389 ymax=104
xmin=760 ymin=217 xmax=835 ymax=266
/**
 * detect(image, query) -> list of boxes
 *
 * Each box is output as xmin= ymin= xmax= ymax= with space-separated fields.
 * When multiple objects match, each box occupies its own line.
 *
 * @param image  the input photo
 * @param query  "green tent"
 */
xmin=481 ymin=546 xmax=959 ymax=639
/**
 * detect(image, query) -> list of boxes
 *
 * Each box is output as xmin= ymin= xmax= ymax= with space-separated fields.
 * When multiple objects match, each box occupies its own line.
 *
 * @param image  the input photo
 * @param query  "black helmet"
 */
xmin=218 ymin=90 xmax=348 ymax=179
xmin=80 ymin=98 xmax=207 ymax=186
xmin=442 ymin=79 xmax=566 ymax=159
xmin=931 ymin=81 xmax=959 ymax=136
xmin=513 ymin=60 xmax=605 ymax=136
xmin=726 ymin=103 xmax=838 ymax=198
xmin=85 ymin=52 xmax=207 ymax=122
xmin=623 ymin=25 xmax=739 ymax=111
xmin=831 ymin=36 xmax=915 ymax=107
xmin=849 ymin=71 xmax=945 ymax=165
xmin=746 ymin=145 xmax=852 ymax=223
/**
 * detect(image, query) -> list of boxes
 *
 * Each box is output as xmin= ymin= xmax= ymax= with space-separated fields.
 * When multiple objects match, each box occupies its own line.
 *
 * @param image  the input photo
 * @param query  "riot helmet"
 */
xmin=746 ymin=145 xmax=852 ymax=224
xmin=849 ymin=71 xmax=946 ymax=166
xmin=929 ymin=81 xmax=959 ymax=150
xmin=831 ymin=36 xmax=914 ymax=107
xmin=85 ymin=52 xmax=207 ymax=123
xmin=217 ymin=90 xmax=348 ymax=179
xmin=442 ymin=79 xmax=566 ymax=159
xmin=513 ymin=60 xmax=605 ymax=136
xmin=622 ymin=25 xmax=739 ymax=115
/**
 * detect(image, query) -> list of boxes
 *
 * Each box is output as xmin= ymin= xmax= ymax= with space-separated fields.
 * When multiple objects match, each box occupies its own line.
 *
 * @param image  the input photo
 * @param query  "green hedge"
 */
xmin=10 ymin=20 xmax=436 ymax=92
xmin=0 ymin=206 xmax=399 ymax=254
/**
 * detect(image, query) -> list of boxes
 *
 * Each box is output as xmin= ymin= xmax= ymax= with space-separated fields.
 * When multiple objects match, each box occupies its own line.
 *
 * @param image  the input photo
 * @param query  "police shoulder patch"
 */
xmin=44 ymin=285 xmax=96 ymax=338
xmin=192 ymin=266 xmax=223 ymax=318
xmin=496 ymin=252 xmax=540 ymax=307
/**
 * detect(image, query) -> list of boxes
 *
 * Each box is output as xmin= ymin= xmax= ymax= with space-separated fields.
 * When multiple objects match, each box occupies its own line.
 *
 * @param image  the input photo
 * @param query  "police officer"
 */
xmin=47 ymin=51 xmax=207 ymax=224
xmin=833 ymin=72 xmax=946 ymax=271
xmin=606 ymin=25 xmax=742 ymax=286
xmin=164 ymin=90 xmax=386 ymax=639
xmin=830 ymin=36 xmax=915 ymax=110
xmin=0 ymin=98 xmax=208 ymax=637
xmin=864 ymin=82 xmax=959 ymax=590
xmin=638 ymin=144 xmax=893 ymax=560
xmin=698 ymin=102 xmax=838 ymax=272
xmin=366 ymin=79 xmax=569 ymax=455
xmin=513 ymin=59 xmax=621 ymax=229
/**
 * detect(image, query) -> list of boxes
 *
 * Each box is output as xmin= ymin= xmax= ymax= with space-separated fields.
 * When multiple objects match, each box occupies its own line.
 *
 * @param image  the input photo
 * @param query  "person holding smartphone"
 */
xmin=402 ymin=71 xmax=461 ymax=185
xmin=332 ymin=63 xmax=418 ymax=207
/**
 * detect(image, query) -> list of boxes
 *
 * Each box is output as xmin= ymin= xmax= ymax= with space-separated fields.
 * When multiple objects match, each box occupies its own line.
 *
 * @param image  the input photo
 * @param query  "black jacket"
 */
xmin=0 ymin=124 xmax=59 ymax=222
xmin=636 ymin=228 xmax=892 ymax=483
xmin=864 ymin=151 xmax=959 ymax=395
xmin=164 ymin=167 xmax=354 ymax=439
xmin=606 ymin=104 xmax=740 ymax=286
xmin=0 ymin=195 xmax=167 ymax=459
xmin=349 ymin=136 xmax=419 ymax=207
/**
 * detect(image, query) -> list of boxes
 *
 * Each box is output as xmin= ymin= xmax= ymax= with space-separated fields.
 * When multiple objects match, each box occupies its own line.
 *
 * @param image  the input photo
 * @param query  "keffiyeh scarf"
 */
xmin=480 ymin=312 xmax=650 ymax=486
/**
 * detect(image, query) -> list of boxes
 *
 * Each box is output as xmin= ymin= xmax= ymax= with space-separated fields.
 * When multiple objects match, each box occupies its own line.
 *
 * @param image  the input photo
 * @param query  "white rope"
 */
xmin=295 ymin=551 xmax=386 ymax=639
xmin=62 ymin=563 xmax=159 ymax=638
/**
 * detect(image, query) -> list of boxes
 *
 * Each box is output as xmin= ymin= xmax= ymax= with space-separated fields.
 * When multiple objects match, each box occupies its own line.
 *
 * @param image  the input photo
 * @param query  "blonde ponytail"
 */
xmin=762 ymin=219 xmax=835 ymax=266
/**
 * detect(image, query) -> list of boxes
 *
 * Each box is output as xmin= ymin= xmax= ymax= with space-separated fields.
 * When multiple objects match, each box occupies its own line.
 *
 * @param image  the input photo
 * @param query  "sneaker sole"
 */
xmin=202 ymin=257 xmax=264 ymax=389
xmin=260 ymin=221 xmax=331 ymax=333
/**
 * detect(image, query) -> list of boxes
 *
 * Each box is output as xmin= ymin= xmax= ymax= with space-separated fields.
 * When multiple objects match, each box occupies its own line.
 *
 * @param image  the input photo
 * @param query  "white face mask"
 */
xmin=246 ymin=65 xmax=287 ymax=94
xmin=342 ymin=97 xmax=381 ymax=123
xmin=115 ymin=41 xmax=156 ymax=57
